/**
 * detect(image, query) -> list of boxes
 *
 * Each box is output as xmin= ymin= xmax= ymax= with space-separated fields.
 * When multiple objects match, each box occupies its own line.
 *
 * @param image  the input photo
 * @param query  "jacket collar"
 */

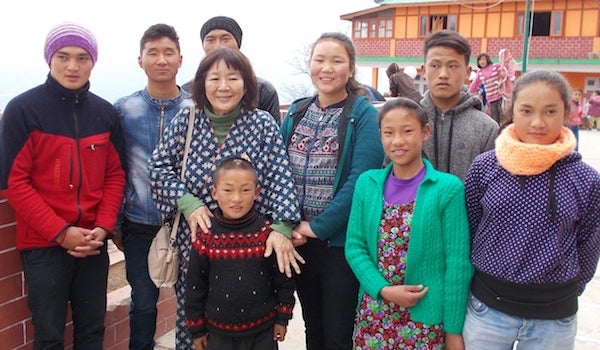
xmin=45 ymin=73 xmax=90 ymax=102
xmin=141 ymin=87 xmax=190 ymax=108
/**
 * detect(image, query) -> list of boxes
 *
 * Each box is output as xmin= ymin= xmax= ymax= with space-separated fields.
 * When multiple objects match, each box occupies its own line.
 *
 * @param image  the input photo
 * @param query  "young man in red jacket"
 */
xmin=0 ymin=22 xmax=125 ymax=349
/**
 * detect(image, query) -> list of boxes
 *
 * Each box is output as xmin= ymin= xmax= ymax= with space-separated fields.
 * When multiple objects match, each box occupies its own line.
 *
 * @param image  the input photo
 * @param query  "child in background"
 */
xmin=587 ymin=89 xmax=600 ymax=130
xmin=185 ymin=157 xmax=295 ymax=350
xmin=468 ymin=53 xmax=506 ymax=124
xmin=463 ymin=70 xmax=600 ymax=350
xmin=566 ymin=88 xmax=583 ymax=150
xmin=345 ymin=97 xmax=473 ymax=349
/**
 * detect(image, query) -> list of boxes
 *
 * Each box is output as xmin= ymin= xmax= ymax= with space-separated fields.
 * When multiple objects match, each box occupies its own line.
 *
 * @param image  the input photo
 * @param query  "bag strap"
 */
xmin=169 ymin=104 xmax=196 ymax=241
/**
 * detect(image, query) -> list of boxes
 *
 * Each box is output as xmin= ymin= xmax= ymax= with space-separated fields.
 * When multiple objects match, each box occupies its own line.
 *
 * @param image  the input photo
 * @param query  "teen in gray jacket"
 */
xmin=421 ymin=30 xmax=498 ymax=181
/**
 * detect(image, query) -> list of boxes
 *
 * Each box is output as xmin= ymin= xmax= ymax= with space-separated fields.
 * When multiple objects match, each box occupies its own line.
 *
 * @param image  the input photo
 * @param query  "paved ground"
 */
xmin=154 ymin=130 xmax=600 ymax=350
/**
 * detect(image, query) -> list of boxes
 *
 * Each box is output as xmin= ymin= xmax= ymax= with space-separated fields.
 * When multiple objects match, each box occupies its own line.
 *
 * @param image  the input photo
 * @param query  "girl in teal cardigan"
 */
xmin=345 ymin=98 xmax=473 ymax=349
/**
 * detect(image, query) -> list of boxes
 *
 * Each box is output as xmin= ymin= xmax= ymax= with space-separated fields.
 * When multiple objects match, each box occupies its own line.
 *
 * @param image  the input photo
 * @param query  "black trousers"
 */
xmin=294 ymin=239 xmax=359 ymax=350
xmin=207 ymin=327 xmax=277 ymax=350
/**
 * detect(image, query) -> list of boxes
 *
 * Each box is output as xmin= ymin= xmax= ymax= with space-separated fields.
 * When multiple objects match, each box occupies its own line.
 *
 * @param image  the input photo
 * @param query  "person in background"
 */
xmin=587 ymin=89 xmax=600 ymax=131
xmin=0 ymin=22 xmax=125 ymax=349
xmin=182 ymin=16 xmax=281 ymax=122
xmin=185 ymin=156 xmax=295 ymax=350
xmin=421 ymin=30 xmax=498 ymax=182
xmin=463 ymin=70 xmax=600 ymax=350
xmin=149 ymin=46 xmax=301 ymax=349
xmin=113 ymin=23 xmax=192 ymax=350
xmin=468 ymin=53 xmax=506 ymax=124
xmin=345 ymin=98 xmax=473 ymax=350
xmin=566 ymin=88 xmax=583 ymax=151
xmin=385 ymin=63 xmax=422 ymax=103
xmin=360 ymin=83 xmax=387 ymax=102
xmin=281 ymin=32 xmax=385 ymax=350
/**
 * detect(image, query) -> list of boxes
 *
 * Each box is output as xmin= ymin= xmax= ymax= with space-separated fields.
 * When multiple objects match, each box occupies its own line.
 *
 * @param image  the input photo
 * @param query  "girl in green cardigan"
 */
xmin=345 ymin=98 xmax=473 ymax=349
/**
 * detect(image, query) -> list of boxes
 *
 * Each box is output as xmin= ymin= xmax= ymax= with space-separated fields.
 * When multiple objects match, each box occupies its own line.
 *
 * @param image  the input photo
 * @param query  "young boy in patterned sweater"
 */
xmin=185 ymin=157 xmax=295 ymax=350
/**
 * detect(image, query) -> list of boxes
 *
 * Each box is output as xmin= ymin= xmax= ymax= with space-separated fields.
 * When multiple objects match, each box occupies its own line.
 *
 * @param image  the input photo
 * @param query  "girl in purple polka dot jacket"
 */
xmin=463 ymin=70 xmax=600 ymax=350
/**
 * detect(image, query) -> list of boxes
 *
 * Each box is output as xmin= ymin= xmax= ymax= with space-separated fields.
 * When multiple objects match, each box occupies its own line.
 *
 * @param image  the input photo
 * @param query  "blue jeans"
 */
xmin=463 ymin=293 xmax=577 ymax=350
xmin=122 ymin=219 xmax=161 ymax=350
xmin=568 ymin=125 xmax=579 ymax=151
xmin=294 ymin=239 xmax=359 ymax=350
xmin=21 ymin=245 xmax=108 ymax=350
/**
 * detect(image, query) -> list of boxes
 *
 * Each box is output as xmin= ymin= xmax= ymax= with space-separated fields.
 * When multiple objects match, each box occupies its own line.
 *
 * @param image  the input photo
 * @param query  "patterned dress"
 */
xmin=353 ymin=202 xmax=444 ymax=349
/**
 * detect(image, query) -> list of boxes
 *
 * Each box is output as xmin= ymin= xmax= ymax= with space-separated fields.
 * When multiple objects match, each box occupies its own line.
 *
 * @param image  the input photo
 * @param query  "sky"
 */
xmin=0 ymin=0 xmax=377 ymax=110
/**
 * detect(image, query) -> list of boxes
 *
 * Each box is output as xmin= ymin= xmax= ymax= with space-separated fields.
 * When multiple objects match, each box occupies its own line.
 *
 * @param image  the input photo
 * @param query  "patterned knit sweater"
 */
xmin=185 ymin=208 xmax=295 ymax=338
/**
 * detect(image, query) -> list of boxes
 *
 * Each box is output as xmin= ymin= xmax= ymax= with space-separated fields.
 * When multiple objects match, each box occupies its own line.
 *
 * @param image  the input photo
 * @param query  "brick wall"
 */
xmin=355 ymin=36 xmax=596 ymax=60
xmin=0 ymin=195 xmax=176 ymax=350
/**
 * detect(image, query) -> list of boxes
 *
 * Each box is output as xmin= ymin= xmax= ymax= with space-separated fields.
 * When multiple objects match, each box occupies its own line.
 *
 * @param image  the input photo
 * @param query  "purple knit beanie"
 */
xmin=44 ymin=22 xmax=98 ymax=66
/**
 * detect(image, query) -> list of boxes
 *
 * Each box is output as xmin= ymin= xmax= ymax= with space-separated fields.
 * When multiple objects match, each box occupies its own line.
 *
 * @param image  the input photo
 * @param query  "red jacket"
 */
xmin=0 ymin=75 xmax=125 ymax=250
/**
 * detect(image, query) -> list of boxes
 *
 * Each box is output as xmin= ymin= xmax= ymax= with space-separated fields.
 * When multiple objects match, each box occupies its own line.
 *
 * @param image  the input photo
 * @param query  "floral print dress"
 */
xmin=353 ymin=201 xmax=444 ymax=349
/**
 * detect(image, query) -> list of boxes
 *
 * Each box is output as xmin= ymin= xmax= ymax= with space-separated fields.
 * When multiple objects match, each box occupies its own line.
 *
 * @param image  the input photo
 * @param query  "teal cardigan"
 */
xmin=345 ymin=160 xmax=473 ymax=334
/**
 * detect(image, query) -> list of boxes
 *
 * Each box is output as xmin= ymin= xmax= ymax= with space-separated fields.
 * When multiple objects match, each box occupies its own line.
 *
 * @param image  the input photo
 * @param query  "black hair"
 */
xmin=500 ymin=70 xmax=571 ymax=131
xmin=213 ymin=156 xmax=257 ymax=185
xmin=476 ymin=53 xmax=492 ymax=69
xmin=424 ymin=30 xmax=472 ymax=66
xmin=378 ymin=97 xmax=428 ymax=128
xmin=310 ymin=32 xmax=368 ymax=97
xmin=140 ymin=23 xmax=180 ymax=54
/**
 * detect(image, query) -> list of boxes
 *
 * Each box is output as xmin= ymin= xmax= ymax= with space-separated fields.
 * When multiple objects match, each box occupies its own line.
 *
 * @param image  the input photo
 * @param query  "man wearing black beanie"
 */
xmin=183 ymin=16 xmax=281 ymax=123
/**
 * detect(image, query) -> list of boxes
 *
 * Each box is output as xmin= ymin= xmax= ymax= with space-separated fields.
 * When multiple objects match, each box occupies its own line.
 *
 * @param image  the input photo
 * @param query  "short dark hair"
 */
xmin=140 ymin=23 xmax=180 ymax=54
xmin=476 ymin=53 xmax=492 ymax=69
xmin=192 ymin=46 xmax=258 ymax=110
xmin=423 ymin=30 xmax=472 ymax=66
xmin=213 ymin=156 xmax=257 ymax=185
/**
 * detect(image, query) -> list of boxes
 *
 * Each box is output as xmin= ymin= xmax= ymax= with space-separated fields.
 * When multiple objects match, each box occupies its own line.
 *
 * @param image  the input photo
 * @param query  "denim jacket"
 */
xmin=114 ymin=87 xmax=192 ymax=226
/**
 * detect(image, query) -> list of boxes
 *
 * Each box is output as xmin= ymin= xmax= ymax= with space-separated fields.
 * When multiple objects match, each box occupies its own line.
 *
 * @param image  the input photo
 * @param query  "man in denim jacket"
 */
xmin=113 ymin=23 xmax=192 ymax=350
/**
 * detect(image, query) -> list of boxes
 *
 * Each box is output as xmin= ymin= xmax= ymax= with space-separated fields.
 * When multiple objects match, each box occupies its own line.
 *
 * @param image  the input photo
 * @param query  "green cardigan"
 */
xmin=345 ymin=160 xmax=473 ymax=334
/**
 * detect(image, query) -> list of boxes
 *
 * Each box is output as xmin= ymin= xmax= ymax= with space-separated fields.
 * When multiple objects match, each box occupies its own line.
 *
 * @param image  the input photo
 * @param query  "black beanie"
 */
xmin=200 ymin=16 xmax=243 ymax=48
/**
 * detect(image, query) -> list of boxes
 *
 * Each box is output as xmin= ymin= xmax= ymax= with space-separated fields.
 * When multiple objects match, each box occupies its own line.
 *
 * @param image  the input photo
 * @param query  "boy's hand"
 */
xmin=273 ymin=324 xmax=287 ymax=342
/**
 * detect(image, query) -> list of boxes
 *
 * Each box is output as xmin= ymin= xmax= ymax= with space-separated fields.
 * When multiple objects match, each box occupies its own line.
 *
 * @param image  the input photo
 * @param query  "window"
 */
xmin=517 ymin=13 xmax=525 ymax=35
xmin=517 ymin=11 xmax=562 ymax=36
xmin=353 ymin=17 xmax=393 ymax=39
xmin=419 ymin=15 xmax=458 ymax=36
xmin=551 ymin=11 xmax=562 ymax=36
xmin=379 ymin=19 xmax=393 ymax=38
xmin=354 ymin=20 xmax=369 ymax=39
xmin=420 ymin=16 xmax=428 ymax=36
xmin=370 ymin=20 xmax=377 ymax=38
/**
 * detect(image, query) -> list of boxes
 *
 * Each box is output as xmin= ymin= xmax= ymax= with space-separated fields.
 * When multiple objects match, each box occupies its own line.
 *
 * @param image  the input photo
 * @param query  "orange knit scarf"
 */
xmin=495 ymin=124 xmax=576 ymax=175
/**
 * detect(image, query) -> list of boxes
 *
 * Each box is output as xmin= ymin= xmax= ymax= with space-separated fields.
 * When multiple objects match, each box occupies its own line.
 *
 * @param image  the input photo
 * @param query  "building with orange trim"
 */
xmin=341 ymin=0 xmax=600 ymax=96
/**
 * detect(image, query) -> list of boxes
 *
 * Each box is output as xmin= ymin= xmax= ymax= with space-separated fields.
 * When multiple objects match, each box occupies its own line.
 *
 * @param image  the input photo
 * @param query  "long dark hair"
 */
xmin=310 ymin=32 xmax=368 ymax=97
